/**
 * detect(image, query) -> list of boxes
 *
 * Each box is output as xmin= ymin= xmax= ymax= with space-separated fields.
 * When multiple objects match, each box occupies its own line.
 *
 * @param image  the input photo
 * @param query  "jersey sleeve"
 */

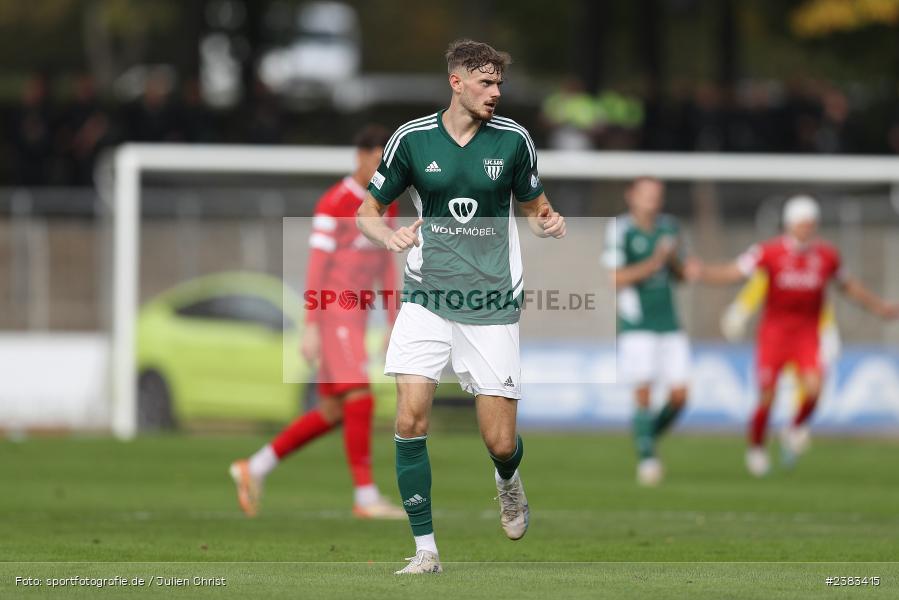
xmin=308 ymin=195 xmax=339 ymax=254
xmin=734 ymin=270 xmax=768 ymax=316
xmin=662 ymin=215 xmax=686 ymax=262
xmin=304 ymin=195 xmax=338 ymax=324
xmin=511 ymin=130 xmax=544 ymax=202
xmin=303 ymin=249 xmax=329 ymax=325
xmin=829 ymin=245 xmax=847 ymax=283
xmin=602 ymin=218 xmax=626 ymax=269
xmin=736 ymin=243 xmax=768 ymax=276
xmin=368 ymin=135 xmax=412 ymax=204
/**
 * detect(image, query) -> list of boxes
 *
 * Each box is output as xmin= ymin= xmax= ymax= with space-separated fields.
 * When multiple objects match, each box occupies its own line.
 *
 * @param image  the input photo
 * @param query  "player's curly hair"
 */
xmin=445 ymin=39 xmax=511 ymax=76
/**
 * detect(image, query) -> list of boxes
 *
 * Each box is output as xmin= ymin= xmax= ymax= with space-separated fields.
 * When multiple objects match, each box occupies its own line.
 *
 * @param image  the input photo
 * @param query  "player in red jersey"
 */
xmin=230 ymin=125 xmax=405 ymax=518
xmin=687 ymin=196 xmax=898 ymax=476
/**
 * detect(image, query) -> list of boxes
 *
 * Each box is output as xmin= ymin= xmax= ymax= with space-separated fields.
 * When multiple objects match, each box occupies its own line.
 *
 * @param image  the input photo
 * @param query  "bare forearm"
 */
xmin=842 ymin=279 xmax=891 ymax=316
xmin=357 ymin=215 xmax=393 ymax=248
xmin=356 ymin=196 xmax=392 ymax=249
xmin=525 ymin=199 xmax=552 ymax=237
xmin=668 ymin=257 xmax=686 ymax=281
xmin=518 ymin=193 xmax=565 ymax=238
xmin=698 ymin=263 xmax=746 ymax=285
xmin=614 ymin=256 xmax=665 ymax=288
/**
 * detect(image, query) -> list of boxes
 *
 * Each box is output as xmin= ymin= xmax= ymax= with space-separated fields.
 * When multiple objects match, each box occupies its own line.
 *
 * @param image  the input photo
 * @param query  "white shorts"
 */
xmin=618 ymin=330 xmax=691 ymax=387
xmin=385 ymin=302 xmax=521 ymax=399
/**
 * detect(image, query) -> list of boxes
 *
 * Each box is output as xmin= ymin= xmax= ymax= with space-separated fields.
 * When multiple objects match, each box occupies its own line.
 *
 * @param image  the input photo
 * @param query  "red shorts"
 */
xmin=756 ymin=325 xmax=821 ymax=391
xmin=317 ymin=318 xmax=369 ymax=397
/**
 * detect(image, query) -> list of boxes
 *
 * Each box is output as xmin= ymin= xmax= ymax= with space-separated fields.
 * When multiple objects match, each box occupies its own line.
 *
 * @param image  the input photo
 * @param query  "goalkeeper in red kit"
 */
xmin=688 ymin=196 xmax=899 ymax=476
xmin=230 ymin=125 xmax=405 ymax=519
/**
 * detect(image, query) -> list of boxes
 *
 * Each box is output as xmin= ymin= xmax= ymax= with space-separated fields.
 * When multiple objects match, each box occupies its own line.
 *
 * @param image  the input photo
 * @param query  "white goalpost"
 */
xmin=111 ymin=144 xmax=899 ymax=439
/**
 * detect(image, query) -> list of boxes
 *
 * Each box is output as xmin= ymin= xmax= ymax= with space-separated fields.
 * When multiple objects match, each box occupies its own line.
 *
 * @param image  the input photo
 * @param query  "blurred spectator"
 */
xmin=125 ymin=69 xmax=182 ymax=142
xmin=2 ymin=66 xmax=896 ymax=188
xmin=783 ymin=77 xmax=823 ymax=153
xmin=244 ymin=78 xmax=284 ymax=144
xmin=178 ymin=76 xmax=216 ymax=143
xmin=9 ymin=73 xmax=53 ymax=185
xmin=666 ymin=79 xmax=698 ymax=151
xmin=688 ymin=82 xmax=727 ymax=152
xmin=814 ymin=87 xmax=851 ymax=153
xmin=730 ymin=82 xmax=778 ymax=153
xmin=594 ymin=87 xmax=644 ymax=150
xmin=888 ymin=91 xmax=899 ymax=155
xmin=540 ymin=78 xmax=602 ymax=150
xmin=541 ymin=80 xmax=645 ymax=150
xmin=58 ymin=74 xmax=112 ymax=185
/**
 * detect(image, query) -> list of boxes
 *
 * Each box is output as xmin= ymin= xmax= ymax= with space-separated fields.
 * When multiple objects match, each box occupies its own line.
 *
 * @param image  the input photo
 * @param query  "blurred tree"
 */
xmin=749 ymin=0 xmax=899 ymax=81
xmin=718 ymin=0 xmax=738 ymax=91
xmin=790 ymin=0 xmax=899 ymax=38
xmin=237 ymin=0 xmax=266 ymax=108
xmin=638 ymin=0 xmax=664 ymax=92
xmin=572 ymin=0 xmax=605 ymax=94
xmin=81 ymin=0 xmax=180 ymax=90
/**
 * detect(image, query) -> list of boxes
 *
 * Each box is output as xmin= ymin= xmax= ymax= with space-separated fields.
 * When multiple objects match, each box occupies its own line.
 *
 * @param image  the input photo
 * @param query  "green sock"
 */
xmin=490 ymin=435 xmax=524 ymax=480
xmin=395 ymin=434 xmax=433 ymax=536
xmin=634 ymin=407 xmax=655 ymax=459
xmin=652 ymin=402 xmax=684 ymax=438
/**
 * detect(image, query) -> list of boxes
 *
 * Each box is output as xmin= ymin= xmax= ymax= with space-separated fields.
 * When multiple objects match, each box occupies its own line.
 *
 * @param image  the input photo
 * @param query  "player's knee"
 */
xmin=759 ymin=389 xmax=776 ymax=407
xmin=802 ymin=377 xmax=822 ymax=400
xmin=485 ymin=435 xmax=517 ymax=460
xmin=669 ymin=387 xmax=688 ymax=408
xmin=395 ymin=412 xmax=429 ymax=438
xmin=635 ymin=385 xmax=652 ymax=408
xmin=318 ymin=397 xmax=343 ymax=424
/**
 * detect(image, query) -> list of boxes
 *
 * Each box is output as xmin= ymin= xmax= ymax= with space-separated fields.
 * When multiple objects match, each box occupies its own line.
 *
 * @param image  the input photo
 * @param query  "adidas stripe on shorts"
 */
xmin=385 ymin=302 xmax=522 ymax=399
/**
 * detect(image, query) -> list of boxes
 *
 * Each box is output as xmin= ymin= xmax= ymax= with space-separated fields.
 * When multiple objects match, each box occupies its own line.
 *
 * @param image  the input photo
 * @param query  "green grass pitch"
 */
xmin=1 ymin=429 xmax=897 ymax=598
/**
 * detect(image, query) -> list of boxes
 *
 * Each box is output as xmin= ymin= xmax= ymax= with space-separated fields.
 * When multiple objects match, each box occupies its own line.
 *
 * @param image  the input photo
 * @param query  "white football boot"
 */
xmin=779 ymin=425 xmax=811 ymax=468
xmin=495 ymin=469 xmax=529 ymax=540
xmin=229 ymin=459 xmax=262 ymax=517
xmin=394 ymin=550 xmax=442 ymax=575
xmin=637 ymin=457 xmax=664 ymax=487
xmin=353 ymin=496 xmax=407 ymax=520
xmin=745 ymin=447 xmax=771 ymax=478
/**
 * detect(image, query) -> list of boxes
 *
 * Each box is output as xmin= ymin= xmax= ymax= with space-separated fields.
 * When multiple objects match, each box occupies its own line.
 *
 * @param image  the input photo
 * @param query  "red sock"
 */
xmin=793 ymin=395 xmax=819 ymax=426
xmin=271 ymin=410 xmax=334 ymax=459
xmin=342 ymin=392 xmax=374 ymax=488
xmin=749 ymin=403 xmax=771 ymax=446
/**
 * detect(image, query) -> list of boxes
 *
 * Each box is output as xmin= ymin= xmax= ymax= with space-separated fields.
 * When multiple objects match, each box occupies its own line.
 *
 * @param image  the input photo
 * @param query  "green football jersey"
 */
xmin=603 ymin=213 xmax=683 ymax=333
xmin=368 ymin=110 xmax=544 ymax=325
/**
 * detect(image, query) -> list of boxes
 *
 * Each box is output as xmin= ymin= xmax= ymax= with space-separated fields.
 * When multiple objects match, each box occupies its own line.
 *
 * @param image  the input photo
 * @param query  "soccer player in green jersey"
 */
xmin=356 ymin=39 xmax=566 ymax=574
xmin=603 ymin=177 xmax=689 ymax=486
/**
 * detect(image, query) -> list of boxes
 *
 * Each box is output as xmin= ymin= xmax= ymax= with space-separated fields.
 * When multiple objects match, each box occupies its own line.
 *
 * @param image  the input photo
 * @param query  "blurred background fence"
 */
xmin=2 ymin=179 xmax=897 ymax=343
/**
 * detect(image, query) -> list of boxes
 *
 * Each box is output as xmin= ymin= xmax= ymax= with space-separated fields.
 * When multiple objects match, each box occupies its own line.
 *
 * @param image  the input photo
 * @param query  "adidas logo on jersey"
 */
xmin=425 ymin=161 xmax=441 ymax=173
xmin=403 ymin=494 xmax=427 ymax=507
xmin=504 ymin=376 xmax=514 ymax=388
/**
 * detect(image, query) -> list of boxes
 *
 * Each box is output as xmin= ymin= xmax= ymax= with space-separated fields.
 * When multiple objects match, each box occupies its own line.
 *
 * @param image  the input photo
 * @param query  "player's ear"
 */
xmin=449 ymin=71 xmax=463 ymax=93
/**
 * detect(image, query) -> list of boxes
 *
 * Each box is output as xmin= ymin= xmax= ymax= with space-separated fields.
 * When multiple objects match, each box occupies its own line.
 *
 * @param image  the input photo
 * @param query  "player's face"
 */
xmin=357 ymin=146 xmax=384 ymax=181
xmin=457 ymin=65 xmax=503 ymax=120
xmin=627 ymin=179 xmax=665 ymax=217
xmin=789 ymin=219 xmax=817 ymax=243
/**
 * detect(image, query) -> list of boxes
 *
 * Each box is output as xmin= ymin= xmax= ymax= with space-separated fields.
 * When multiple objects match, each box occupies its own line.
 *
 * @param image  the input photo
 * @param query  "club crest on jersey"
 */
xmin=483 ymin=158 xmax=504 ymax=181
xmin=449 ymin=197 xmax=478 ymax=224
